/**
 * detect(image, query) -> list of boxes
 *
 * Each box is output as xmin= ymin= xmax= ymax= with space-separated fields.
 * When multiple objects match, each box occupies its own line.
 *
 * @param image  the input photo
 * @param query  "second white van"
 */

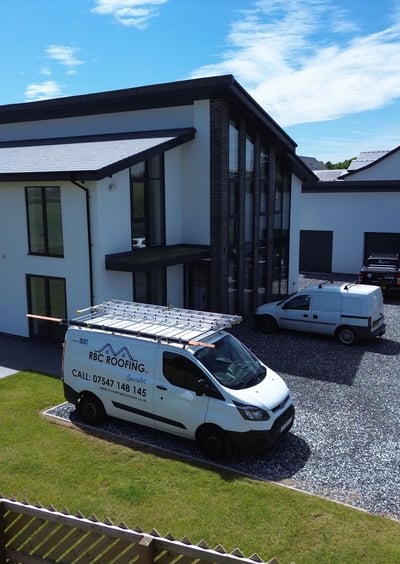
xmin=254 ymin=282 xmax=385 ymax=345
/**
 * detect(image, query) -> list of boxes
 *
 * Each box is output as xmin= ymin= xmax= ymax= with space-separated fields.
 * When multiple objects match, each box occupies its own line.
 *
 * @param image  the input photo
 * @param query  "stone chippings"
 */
xmin=46 ymin=275 xmax=400 ymax=521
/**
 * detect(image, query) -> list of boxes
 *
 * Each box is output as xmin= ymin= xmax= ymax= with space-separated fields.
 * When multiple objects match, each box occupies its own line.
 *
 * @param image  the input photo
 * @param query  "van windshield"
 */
xmin=195 ymin=334 xmax=266 ymax=389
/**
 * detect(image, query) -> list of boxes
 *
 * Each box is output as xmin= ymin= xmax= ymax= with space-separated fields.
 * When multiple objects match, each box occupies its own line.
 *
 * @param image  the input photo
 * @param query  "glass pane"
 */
xmin=27 ymin=187 xmax=45 ymax=253
xmin=229 ymin=122 xmax=239 ymax=174
xmin=149 ymin=178 xmax=163 ymax=246
xmin=149 ymin=155 xmax=161 ymax=178
xmin=132 ymin=182 xmax=145 ymax=218
xmin=131 ymin=162 xmax=145 ymax=178
xmin=46 ymin=187 xmax=63 ymax=255
xmin=49 ymin=277 xmax=66 ymax=318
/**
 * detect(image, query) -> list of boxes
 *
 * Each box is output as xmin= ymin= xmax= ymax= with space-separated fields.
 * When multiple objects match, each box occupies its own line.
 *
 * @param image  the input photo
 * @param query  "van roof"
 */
xmin=302 ymin=282 xmax=381 ymax=296
xmin=69 ymin=300 xmax=242 ymax=346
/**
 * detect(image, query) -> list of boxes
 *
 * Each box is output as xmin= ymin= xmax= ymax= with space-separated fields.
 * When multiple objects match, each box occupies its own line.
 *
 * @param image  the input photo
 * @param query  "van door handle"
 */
xmin=313 ymin=314 xmax=318 ymax=319
xmin=303 ymin=314 xmax=308 ymax=318
xmin=156 ymin=385 xmax=167 ymax=391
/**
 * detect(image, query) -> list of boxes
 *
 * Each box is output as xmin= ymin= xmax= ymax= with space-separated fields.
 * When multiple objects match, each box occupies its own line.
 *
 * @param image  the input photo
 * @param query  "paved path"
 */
xmin=0 ymin=334 xmax=62 ymax=378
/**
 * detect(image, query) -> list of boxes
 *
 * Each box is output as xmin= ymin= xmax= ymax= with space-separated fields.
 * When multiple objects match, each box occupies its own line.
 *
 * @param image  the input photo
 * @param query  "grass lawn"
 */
xmin=1 ymin=371 xmax=399 ymax=564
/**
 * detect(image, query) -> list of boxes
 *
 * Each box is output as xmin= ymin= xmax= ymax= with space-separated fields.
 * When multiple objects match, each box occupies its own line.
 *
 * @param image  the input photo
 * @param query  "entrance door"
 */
xmin=27 ymin=275 xmax=67 ymax=343
xmin=300 ymin=230 xmax=333 ymax=273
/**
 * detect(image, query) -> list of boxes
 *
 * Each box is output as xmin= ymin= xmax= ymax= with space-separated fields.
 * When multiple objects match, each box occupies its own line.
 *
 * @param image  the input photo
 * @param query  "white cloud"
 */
xmin=91 ymin=0 xmax=169 ymax=28
xmin=46 ymin=45 xmax=83 ymax=70
xmin=189 ymin=0 xmax=400 ymax=126
xmin=25 ymin=81 xmax=63 ymax=101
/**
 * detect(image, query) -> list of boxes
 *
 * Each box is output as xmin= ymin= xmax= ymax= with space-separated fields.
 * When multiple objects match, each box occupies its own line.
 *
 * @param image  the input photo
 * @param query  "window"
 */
xmin=163 ymin=352 xmax=205 ymax=392
xmin=228 ymin=121 xmax=240 ymax=313
xmin=26 ymin=187 xmax=63 ymax=256
xmin=130 ymin=155 xmax=165 ymax=249
xmin=284 ymin=295 xmax=310 ymax=311
xmin=27 ymin=274 xmax=67 ymax=343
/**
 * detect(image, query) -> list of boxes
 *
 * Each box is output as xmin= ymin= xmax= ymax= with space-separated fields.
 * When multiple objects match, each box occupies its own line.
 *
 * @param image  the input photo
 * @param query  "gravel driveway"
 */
xmin=45 ymin=274 xmax=400 ymax=521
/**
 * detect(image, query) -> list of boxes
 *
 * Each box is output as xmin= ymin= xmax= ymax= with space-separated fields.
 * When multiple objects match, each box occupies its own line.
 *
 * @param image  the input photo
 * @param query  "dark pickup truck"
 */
xmin=359 ymin=253 xmax=400 ymax=292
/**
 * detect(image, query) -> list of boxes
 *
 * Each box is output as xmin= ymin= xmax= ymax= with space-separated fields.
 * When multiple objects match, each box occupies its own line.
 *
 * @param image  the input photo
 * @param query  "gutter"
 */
xmin=70 ymin=180 xmax=94 ymax=306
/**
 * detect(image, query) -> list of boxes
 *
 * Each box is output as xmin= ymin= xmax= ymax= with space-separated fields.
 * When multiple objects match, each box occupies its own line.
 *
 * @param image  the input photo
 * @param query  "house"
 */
xmin=300 ymin=147 xmax=400 ymax=274
xmin=0 ymin=74 xmax=314 ymax=342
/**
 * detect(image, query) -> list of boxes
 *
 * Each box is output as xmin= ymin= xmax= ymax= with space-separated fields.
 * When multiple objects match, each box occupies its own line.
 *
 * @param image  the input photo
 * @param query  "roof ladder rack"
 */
xmin=69 ymin=300 xmax=242 ymax=346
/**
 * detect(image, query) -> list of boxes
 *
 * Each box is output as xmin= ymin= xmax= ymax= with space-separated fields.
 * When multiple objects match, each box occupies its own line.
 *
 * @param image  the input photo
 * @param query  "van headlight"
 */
xmin=234 ymin=402 xmax=270 ymax=421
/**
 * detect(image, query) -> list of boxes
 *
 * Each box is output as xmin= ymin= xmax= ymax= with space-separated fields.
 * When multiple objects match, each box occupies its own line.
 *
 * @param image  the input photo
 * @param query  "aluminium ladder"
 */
xmin=69 ymin=300 xmax=242 ymax=346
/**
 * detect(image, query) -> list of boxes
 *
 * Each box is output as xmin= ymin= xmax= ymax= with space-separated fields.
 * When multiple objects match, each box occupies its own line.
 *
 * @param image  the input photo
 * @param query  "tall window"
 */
xmin=258 ymin=146 xmax=270 ymax=304
xmin=243 ymin=135 xmax=255 ymax=312
xmin=130 ymin=154 xmax=166 ymax=305
xmin=130 ymin=155 xmax=165 ymax=249
xmin=27 ymin=275 xmax=67 ymax=343
xmin=272 ymin=160 xmax=290 ymax=298
xmin=228 ymin=121 xmax=239 ymax=313
xmin=26 ymin=186 xmax=63 ymax=256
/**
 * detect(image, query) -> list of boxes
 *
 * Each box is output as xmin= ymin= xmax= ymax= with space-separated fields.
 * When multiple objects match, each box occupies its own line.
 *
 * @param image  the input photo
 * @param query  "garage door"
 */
xmin=300 ymin=230 xmax=333 ymax=273
xmin=364 ymin=232 xmax=400 ymax=260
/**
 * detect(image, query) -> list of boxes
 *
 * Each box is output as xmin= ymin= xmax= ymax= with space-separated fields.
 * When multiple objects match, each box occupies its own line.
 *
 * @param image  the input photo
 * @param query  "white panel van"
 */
xmin=62 ymin=300 xmax=294 ymax=460
xmin=254 ymin=282 xmax=386 ymax=345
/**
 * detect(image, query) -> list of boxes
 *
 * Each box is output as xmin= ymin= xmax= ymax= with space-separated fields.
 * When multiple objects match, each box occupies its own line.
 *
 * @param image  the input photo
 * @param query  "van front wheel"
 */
xmin=258 ymin=315 xmax=277 ymax=333
xmin=337 ymin=326 xmax=356 ymax=345
xmin=197 ymin=426 xmax=232 ymax=461
xmin=77 ymin=393 xmax=106 ymax=424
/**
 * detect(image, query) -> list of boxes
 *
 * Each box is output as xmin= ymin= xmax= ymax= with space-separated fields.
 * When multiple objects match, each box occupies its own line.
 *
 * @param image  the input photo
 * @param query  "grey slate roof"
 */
xmin=0 ymin=129 xmax=195 ymax=181
xmin=347 ymin=150 xmax=390 ymax=170
xmin=312 ymin=169 xmax=347 ymax=181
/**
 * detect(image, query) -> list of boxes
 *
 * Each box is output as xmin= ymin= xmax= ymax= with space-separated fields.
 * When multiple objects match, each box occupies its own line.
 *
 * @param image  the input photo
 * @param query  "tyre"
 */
xmin=258 ymin=315 xmax=277 ymax=334
xmin=197 ymin=426 xmax=232 ymax=461
xmin=77 ymin=393 xmax=106 ymax=424
xmin=337 ymin=326 xmax=356 ymax=345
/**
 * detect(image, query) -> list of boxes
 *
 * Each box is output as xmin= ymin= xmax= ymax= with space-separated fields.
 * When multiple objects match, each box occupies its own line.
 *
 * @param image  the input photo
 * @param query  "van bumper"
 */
xmin=228 ymin=404 xmax=295 ymax=453
xmin=356 ymin=323 xmax=386 ymax=340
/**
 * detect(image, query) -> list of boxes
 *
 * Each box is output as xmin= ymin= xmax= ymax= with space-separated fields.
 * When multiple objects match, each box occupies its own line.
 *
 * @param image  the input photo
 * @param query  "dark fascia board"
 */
xmin=302 ymin=179 xmax=400 ymax=193
xmin=105 ymin=244 xmax=210 ymax=272
xmin=0 ymin=74 xmax=298 ymax=153
xmin=0 ymin=128 xmax=195 ymax=181
xmin=284 ymin=153 xmax=319 ymax=183
xmin=0 ymin=128 xmax=194 ymax=148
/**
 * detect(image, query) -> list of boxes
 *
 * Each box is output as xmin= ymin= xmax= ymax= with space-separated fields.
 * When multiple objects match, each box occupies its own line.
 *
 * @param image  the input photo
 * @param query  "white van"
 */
xmin=62 ymin=300 xmax=294 ymax=460
xmin=254 ymin=281 xmax=386 ymax=345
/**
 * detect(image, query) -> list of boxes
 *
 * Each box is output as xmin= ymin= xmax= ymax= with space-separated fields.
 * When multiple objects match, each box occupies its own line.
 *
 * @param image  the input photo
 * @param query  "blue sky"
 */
xmin=2 ymin=0 xmax=400 ymax=163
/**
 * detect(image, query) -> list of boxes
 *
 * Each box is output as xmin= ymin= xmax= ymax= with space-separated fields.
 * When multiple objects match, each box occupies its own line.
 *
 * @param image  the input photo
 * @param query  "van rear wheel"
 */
xmin=337 ymin=326 xmax=356 ymax=345
xmin=77 ymin=393 xmax=106 ymax=424
xmin=197 ymin=426 xmax=232 ymax=461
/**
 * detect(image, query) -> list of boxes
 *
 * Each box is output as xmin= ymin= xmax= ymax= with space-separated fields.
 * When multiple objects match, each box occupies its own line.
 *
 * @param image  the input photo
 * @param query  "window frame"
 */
xmin=25 ymin=186 xmax=64 ymax=257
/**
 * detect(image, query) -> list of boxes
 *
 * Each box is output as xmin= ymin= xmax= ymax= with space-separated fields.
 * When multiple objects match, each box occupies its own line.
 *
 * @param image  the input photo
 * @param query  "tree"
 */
xmin=324 ymin=158 xmax=355 ymax=170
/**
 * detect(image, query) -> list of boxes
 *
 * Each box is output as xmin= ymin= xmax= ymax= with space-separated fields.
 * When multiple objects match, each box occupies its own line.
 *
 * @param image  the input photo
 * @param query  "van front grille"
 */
xmin=272 ymin=394 xmax=290 ymax=413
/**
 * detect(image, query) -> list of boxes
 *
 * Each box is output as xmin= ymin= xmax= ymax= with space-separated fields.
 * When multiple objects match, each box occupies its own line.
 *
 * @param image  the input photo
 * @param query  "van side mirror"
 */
xmin=196 ymin=378 xmax=224 ymax=400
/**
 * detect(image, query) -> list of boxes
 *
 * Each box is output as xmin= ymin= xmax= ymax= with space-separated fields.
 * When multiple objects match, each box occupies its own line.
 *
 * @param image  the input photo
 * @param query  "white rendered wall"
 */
xmin=88 ymin=170 xmax=133 ymax=304
xmin=0 ymin=106 xmax=195 ymax=142
xmin=0 ymin=181 xmax=91 ymax=336
xmin=301 ymin=191 xmax=400 ymax=274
